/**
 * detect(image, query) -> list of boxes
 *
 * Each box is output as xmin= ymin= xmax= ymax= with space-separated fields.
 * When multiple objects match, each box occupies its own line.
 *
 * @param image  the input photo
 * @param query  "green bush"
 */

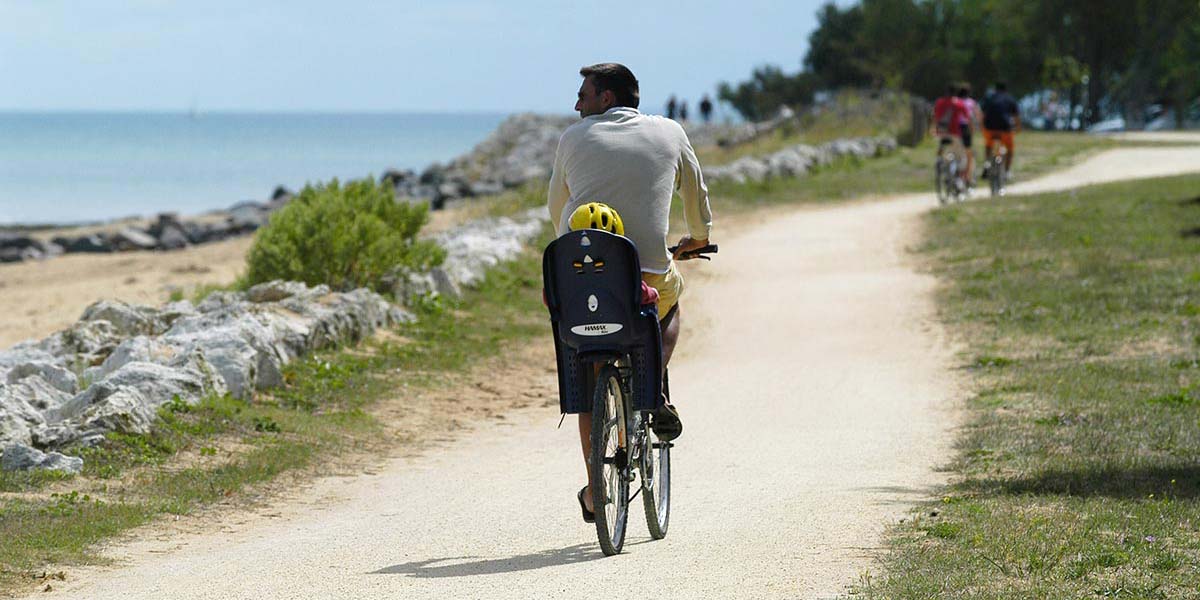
xmin=244 ymin=178 xmax=444 ymax=293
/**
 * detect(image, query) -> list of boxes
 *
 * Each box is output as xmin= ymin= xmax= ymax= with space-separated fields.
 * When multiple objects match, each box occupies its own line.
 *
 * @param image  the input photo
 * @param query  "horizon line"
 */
xmin=0 ymin=108 xmax=572 ymax=116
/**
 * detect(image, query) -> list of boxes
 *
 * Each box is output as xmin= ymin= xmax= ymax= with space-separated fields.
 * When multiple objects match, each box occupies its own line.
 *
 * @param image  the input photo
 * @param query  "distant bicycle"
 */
xmin=935 ymin=137 xmax=968 ymax=205
xmin=985 ymin=139 xmax=1008 ymax=197
xmin=543 ymin=228 xmax=716 ymax=555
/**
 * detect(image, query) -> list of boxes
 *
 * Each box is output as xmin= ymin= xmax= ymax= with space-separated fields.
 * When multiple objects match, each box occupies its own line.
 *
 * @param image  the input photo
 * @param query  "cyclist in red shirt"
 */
xmin=957 ymin=83 xmax=983 ymax=187
xmin=930 ymin=85 xmax=970 ymax=185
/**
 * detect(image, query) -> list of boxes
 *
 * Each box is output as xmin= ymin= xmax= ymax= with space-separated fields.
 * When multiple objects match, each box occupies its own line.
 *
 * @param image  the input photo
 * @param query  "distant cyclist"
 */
xmin=981 ymin=82 xmax=1021 ymax=178
xmin=957 ymin=83 xmax=983 ymax=186
xmin=547 ymin=62 xmax=713 ymax=520
xmin=930 ymin=85 xmax=970 ymax=185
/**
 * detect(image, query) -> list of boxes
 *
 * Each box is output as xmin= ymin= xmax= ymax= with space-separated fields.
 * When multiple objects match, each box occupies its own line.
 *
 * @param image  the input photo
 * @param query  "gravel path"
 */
xmin=29 ymin=141 xmax=1200 ymax=600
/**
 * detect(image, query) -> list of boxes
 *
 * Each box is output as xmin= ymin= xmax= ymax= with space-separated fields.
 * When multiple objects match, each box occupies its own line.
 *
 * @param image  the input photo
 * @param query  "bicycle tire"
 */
xmin=946 ymin=154 xmax=963 ymax=203
xmin=590 ymin=364 xmax=629 ymax=556
xmin=996 ymin=157 xmax=1007 ymax=196
xmin=641 ymin=419 xmax=671 ymax=539
xmin=989 ymin=155 xmax=1003 ymax=197
xmin=935 ymin=158 xmax=948 ymax=205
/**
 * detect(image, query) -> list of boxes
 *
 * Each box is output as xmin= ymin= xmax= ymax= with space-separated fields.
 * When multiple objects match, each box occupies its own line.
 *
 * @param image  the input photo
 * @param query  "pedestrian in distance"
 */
xmin=679 ymin=100 xmax=689 ymax=123
xmin=699 ymin=94 xmax=713 ymax=123
xmin=666 ymin=95 xmax=678 ymax=120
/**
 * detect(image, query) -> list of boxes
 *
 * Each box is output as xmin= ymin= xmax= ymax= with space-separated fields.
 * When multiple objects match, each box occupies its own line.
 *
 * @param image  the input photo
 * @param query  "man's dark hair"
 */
xmin=580 ymin=63 xmax=640 ymax=109
xmin=994 ymin=82 xmax=1008 ymax=92
xmin=958 ymin=82 xmax=972 ymax=97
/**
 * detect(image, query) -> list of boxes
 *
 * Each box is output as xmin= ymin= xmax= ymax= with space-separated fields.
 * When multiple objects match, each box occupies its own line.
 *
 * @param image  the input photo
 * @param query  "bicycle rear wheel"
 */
xmin=996 ymin=156 xmax=1007 ymax=196
xmin=935 ymin=158 xmax=949 ymax=205
xmin=590 ymin=364 xmax=630 ymax=556
xmin=990 ymin=155 xmax=1004 ymax=197
xmin=641 ymin=419 xmax=671 ymax=539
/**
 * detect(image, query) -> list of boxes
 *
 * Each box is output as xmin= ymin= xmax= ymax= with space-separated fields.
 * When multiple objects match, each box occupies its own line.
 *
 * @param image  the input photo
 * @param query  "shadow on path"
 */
xmin=964 ymin=464 xmax=1200 ymax=499
xmin=370 ymin=540 xmax=650 ymax=578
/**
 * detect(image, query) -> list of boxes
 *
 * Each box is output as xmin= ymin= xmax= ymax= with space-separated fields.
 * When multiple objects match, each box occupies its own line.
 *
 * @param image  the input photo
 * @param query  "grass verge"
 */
xmin=0 ymin=226 xmax=552 ymax=594
xmin=859 ymin=174 xmax=1200 ymax=597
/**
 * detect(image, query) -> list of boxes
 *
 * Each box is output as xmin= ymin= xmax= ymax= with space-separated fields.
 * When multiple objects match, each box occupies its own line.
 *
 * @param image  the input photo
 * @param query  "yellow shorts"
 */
xmin=642 ymin=261 xmax=683 ymax=319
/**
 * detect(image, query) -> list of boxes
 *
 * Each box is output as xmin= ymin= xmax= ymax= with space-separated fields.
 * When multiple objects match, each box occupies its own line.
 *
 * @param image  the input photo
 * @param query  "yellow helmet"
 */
xmin=568 ymin=202 xmax=624 ymax=235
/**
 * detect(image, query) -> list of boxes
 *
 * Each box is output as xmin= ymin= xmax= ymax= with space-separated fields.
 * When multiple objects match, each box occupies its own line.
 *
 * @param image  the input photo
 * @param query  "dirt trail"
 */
xmin=25 ymin=142 xmax=1200 ymax=599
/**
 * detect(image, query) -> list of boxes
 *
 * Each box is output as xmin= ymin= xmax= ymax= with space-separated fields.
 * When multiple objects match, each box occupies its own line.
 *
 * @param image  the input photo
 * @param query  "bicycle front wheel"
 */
xmin=590 ymin=364 xmax=630 ymax=556
xmin=934 ymin=159 xmax=948 ymax=205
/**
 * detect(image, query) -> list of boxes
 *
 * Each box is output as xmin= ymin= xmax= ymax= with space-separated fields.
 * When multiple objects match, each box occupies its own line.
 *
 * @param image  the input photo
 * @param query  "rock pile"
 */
xmin=0 ymin=233 xmax=64 ymax=263
xmin=1 ymin=187 xmax=295 ymax=265
xmin=704 ymin=136 xmax=898 ymax=185
xmin=0 ymin=208 xmax=552 ymax=472
xmin=683 ymin=105 xmax=798 ymax=149
xmin=389 ymin=207 xmax=549 ymax=303
xmin=0 ymin=281 xmax=409 ymax=468
xmin=383 ymin=114 xmax=577 ymax=209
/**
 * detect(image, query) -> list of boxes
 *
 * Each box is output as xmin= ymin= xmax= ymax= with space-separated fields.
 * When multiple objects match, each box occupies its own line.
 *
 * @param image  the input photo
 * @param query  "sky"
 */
xmin=0 ymin=0 xmax=833 ymax=115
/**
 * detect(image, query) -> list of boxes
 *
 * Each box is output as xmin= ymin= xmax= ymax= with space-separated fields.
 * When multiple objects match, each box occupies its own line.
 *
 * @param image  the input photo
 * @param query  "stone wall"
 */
xmin=704 ymin=136 xmax=898 ymax=184
xmin=0 ymin=209 xmax=551 ymax=473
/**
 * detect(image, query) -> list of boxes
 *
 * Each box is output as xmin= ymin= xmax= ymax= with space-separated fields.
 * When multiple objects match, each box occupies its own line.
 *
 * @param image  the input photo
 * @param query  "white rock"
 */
xmin=0 ymin=384 xmax=46 ymax=447
xmin=6 ymin=361 xmax=78 ymax=393
xmin=0 ymin=343 xmax=63 ymax=382
xmin=84 ymin=336 xmax=179 ymax=383
xmin=729 ymin=156 xmax=770 ymax=183
xmin=165 ymin=326 xmax=260 ymax=399
xmin=197 ymin=290 xmax=247 ymax=313
xmin=56 ymin=320 xmax=124 ymax=366
xmin=247 ymin=280 xmax=328 ymax=303
xmin=1 ymin=443 xmax=83 ymax=474
xmin=80 ymin=299 xmax=165 ymax=337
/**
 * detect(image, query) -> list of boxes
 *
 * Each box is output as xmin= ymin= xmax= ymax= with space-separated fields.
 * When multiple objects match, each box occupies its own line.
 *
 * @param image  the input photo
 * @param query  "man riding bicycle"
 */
xmin=981 ymin=82 xmax=1021 ymax=178
xmin=930 ymin=84 xmax=971 ymax=186
xmin=547 ymin=62 xmax=713 ymax=521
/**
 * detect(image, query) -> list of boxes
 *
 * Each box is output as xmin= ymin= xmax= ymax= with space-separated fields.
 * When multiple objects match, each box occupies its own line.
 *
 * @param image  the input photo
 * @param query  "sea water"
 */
xmin=0 ymin=112 xmax=509 ymax=225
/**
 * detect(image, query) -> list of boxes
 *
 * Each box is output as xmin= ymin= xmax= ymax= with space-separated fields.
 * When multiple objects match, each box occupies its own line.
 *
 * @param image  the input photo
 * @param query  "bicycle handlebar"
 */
xmin=668 ymin=243 xmax=719 ymax=261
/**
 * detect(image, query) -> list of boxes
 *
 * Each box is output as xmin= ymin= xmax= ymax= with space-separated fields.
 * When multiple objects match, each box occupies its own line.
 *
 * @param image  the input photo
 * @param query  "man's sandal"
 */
xmin=651 ymin=403 xmax=683 ymax=442
xmin=577 ymin=486 xmax=595 ymax=523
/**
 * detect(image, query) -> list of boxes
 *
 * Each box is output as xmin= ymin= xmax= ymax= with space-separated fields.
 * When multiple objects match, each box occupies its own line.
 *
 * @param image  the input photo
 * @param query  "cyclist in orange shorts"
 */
xmin=981 ymin=82 xmax=1021 ymax=176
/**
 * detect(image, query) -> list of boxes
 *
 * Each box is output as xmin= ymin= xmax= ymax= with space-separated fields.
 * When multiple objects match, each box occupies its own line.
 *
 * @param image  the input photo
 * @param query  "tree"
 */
xmin=804 ymin=2 xmax=871 ymax=88
xmin=717 ymin=66 xmax=819 ymax=122
xmin=720 ymin=0 xmax=1200 ymax=125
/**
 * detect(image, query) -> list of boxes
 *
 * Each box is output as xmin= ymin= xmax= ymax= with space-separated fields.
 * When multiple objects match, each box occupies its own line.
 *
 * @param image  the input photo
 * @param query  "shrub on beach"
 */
xmin=244 ymin=178 xmax=444 ymax=293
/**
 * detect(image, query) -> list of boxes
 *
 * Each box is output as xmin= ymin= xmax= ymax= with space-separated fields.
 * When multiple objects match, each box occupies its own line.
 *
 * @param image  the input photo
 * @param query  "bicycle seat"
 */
xmin=543 ymin=229 xmax=663 ymax=414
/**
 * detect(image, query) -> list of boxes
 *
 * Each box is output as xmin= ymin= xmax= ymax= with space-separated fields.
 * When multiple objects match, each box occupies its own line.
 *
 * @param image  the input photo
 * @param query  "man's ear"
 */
xmin=600 ymin=89 xmax=616 ymax=109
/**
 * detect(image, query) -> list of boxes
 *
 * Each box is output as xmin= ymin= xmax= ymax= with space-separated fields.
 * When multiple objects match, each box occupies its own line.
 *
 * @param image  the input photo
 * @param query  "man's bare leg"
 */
xmin=578 ymin=413 xmax=593 ymax=512
xmin=661 ymin=306 xmax=680 ymax=368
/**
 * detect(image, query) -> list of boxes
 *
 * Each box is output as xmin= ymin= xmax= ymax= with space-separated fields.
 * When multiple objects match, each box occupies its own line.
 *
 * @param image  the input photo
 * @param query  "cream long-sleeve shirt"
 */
xmin=547 ymin=106 xmax=712 ymax=274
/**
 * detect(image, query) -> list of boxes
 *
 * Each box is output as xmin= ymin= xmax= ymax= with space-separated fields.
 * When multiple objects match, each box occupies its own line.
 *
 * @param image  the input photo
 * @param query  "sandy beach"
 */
xmin=0 ymin=199 xmax=504 ymax=349
xmin=0 ymin=236 xmax=253 ymax=348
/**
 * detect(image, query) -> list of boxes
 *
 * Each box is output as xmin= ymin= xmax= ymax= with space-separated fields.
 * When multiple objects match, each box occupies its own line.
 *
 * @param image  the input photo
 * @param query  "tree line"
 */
xmin=719 ymin=0 xmax=1200 ymax=129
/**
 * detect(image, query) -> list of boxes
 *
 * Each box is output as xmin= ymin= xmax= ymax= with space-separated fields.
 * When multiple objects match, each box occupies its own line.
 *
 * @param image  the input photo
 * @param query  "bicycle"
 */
xmin=985 ymin=139 xmax=1008 ymax=197
xmin=935 ymin=136 xmax=967 ymax=205
xmin=542 ymin=230 xmax=716 ymax=555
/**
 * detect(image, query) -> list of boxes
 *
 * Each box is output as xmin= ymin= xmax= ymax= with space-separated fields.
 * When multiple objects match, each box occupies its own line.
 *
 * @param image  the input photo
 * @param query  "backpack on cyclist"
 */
xmin=542 ymin=229 xmax=663 ymax=414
